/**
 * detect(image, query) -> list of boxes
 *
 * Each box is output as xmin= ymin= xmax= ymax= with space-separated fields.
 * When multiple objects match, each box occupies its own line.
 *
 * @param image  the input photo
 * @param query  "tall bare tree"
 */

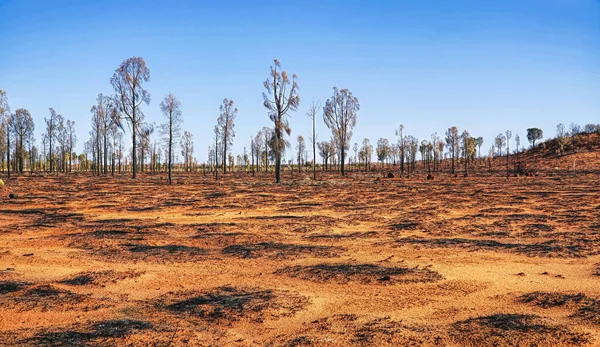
xmin=159 ymin=93 xmax=183 ymax=184
xmin=45 ymin=108 xmax=61 ymax=173
xmin=460 ymin=130 xmax=476 ymax=176
xmin=217 ymin=98 xmax=237 ymax=174
xmin=323 ymin=87 xmax=360 ymax=176
xmin=495 ymin=133 xmax=506 ymax=157
xmin=361 ymin=138 xmax=372 ymax=171
xmin=213 ymin=126 xmax=220 ymax=179
xmin=0 ymin=90 xmax=11 ymax=177
xmin=476 ymin=136 xmax=484 ymax=160
xmin=262 ymin=59 xmax=300 ymax=183
xmin=306 ymin=99 xmax=320 ymax=180
xmin=181 ymin=131 xmax=194 ymax=173
xmin=505 ymin=130 xmax=512 ymax=177
xmin=296 ymin=135 xmax=305 ymax=171
xmin=317 ymin=140 xmax=334 ymax=171
xmin=445 ymin=126 xmax=459 ymax=174
xmin=396 ymin=125 xmax=405 ymax=175
xmin=11 ymin=108 xmax=34 ymax=173
xmin=66 ymin=120 xmax=77 ymax=172
xmin=110 ymin=57 xmax=151 ymax=179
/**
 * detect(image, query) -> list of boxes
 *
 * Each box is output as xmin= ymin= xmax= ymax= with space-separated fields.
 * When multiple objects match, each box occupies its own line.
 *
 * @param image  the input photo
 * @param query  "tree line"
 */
xmin=1 ymin=58 xmax=599 ymax=183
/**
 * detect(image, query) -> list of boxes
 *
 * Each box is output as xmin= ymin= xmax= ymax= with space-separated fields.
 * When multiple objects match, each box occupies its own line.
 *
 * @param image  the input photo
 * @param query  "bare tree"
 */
xmin=181 ymin=130 xmax=194 ymax=173
xmin=217 ymin=98 xmax=237 ymax=174
xmin=159 ymin=93 xmax=183 ymax=184
xmin=11 ymin=108 xmax=34 ymax=173
xmin=306 ymin=99 xmax=320 ymax=180
xmin=460 ymin=130 xmax=475 ymax=176
xmin=317 ymin=140 xmax=334 ymax=171
xmin=556 ymin=123 xmax=568 ymax=155
xmin=45 ymin=108 xmax=61 ymax=173
xmin=138 ymin=124 xmax=154 ymax=173
xmin=445 ymin=126 xmax=459 ymax=174
xmin=505 ymin=130 xmax=512 ymax=177
xmin=569 ymin=122 xmax=581 ymax=151
xmin=396 ymin=125 xmax=405 ymax=175
xmin=110 ymin=57 xmax=151 ymax=179
xmin=323 ymin=87 xmax=360 ymax=176
xmin=495 ymin=133 xmax=506 ymax=157
xmin=361 ymin=138 xmax=372 ymax=171
xmin=66 ymin=120 xmax=76 ymax=172
xmin=515 ymin=133 xmax=520 ymax=153
xmin=476 ymin=137 xmax=484 ymax=160
xmin=213 ymin=126 xmax=220 ymax=179
xmin=296 ymin=135 xmax=305 ymax=171
xmin=0 ymin=90 xmax=11 ymax=177
xmin=262 ymin=59 xmax=300 ymax=183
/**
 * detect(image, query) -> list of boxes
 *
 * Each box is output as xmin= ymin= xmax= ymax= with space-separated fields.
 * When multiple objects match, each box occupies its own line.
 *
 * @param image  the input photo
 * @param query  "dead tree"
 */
xmin=110 ymin=57 xmax=151 ymax=179
xmin=262 ymin=59 xmax=300 ymax=183
xmin=323 ymin=87 xmax=360 ymax=176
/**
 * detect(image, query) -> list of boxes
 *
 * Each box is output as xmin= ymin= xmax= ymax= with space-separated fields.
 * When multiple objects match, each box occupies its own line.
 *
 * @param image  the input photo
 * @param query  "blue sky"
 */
xmin=1 ymin=0 xmax=599 ymax=162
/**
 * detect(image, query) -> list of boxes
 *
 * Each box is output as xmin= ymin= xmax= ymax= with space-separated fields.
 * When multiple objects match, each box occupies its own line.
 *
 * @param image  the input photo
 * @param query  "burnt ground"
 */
xmin=1 ymin=170 xmax=600 ymax=346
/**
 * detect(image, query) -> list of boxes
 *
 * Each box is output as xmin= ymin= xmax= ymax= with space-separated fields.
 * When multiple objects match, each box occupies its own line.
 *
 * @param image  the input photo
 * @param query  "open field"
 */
xmin=1 ymin=171 xmax=600 ymax=346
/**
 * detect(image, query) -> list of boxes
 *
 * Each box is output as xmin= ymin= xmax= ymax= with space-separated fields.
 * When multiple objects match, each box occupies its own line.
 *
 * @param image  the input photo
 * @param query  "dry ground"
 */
xmin=1 ymin=170 xmax=600 ymax=346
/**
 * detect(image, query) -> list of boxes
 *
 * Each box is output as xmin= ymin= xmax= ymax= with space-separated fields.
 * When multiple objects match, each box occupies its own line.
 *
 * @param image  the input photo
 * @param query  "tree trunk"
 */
xmin=132 ymin=91 xmax=137 ymax=179
xmin=275 ymin=129 xmax=281 ymax=184
xmin=168 ymin=111 xmax=172 ymax=185
xmin=341 ymin=147 xmax=345 ymax=176
xmin=6 ymin=133 xmax=10 ymax=179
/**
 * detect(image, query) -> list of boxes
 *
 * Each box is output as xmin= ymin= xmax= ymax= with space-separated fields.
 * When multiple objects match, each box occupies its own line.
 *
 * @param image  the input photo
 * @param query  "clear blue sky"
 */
xmin=1 ymin=0 xmax=599 ymax=162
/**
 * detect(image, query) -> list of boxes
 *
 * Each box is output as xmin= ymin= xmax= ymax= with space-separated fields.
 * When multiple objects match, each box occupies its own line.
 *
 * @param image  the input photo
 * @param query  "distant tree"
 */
xmin=45 ymin=108 xmax=61 ymax=173
xmin=430 ymin=133 xmax=440 ymax=171
xmin=526 ymin=128 xmax=543 ymax=148
xmin=460 ymin=130 xmax=475 ymax=176
xmin=376 ymin=138 xmax=390 ymax=166
xmin=514 ymin=133 xmax=520 ymax=153
xmin=0 ymin=90 xmax=11 ymax=177
xmin=395 ymin=125 xmax=405 ymax=175
xmin=66 ymin=120 xmax=76 ymax=172
xmin=181 ymin=130 xmax=194 ymax=173
xmin=138 ymin=124 xmax=154 ymax=173
xmin=296 ymin=135 xmax=305 ymax=171
xmin=505 ymin=130 xmax=512 ymax=177
xmin=26 ymin=131 xmax=36 ymax=173
xmin=56 ymin=116 xmax=67 ymax=172
xmin=445 ymin=126 xmax=459 ymax=174
xmin=555 ymin=123 xmax=569 ymax=154
xmin=217 ymin=98 xmax=237 ymax=174
xmin=317 ymin=140 xmax=334 ymax=171
xmin=405 ymin=135 xmax=419 ymax=174
xmin=262 ymin=59 xmax=300 ymax=183
xmin=11 ymin=108 xmax=34 ymax=173
xmin=361 ymin=138 xmax=372 ymax=171
xmin=584 ymin=124 xmax=599 ymax=133
xmin=213 ymin=126 xmax=220 ymax=179
xmin=306 ymin=99 xmax=320 ymax=180
xmin=89 ymin=102 xmax=102 ymax=175
xmin=110 ymin=57 xmax=151 ymax=179
xmin=568 ymin=122 xmax=581 ymax=151
xmin=323 ymin=87 xmax=359 ymax=176
xmin=475 ymin=136 xmax=484 ymax=160
xmin=159 ymin=93 xmax=182 ymax=184
xmin=436 ymin=141 xmax=445 ymax=170
xmin=495 ymin=133 xmax=506 ymax=157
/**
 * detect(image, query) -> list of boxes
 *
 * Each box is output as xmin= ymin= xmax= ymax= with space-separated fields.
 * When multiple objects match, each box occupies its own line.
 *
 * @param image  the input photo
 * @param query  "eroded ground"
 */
xmin=1 ymin=171 xmax=600 ymax=346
